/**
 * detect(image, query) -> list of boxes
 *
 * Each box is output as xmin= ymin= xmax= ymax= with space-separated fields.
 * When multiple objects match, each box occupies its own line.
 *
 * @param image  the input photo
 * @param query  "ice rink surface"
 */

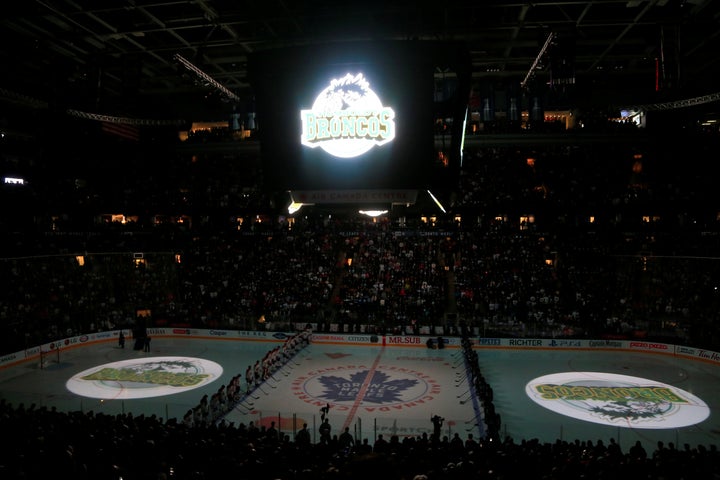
xmin=1 ymin=337 xmax=719 ymax=452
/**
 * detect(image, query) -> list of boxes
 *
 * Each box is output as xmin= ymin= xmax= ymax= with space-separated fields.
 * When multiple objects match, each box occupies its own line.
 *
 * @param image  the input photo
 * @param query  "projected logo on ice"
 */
xmin=300 ymin=73 xmax=396 ymax=158
xmin=294 ymin=365 xmax=439 ymax=412
xmin=526 ymin=372 xmax=709 ymax=429
xmin=66 ymin=356 xmax=223 ymax=400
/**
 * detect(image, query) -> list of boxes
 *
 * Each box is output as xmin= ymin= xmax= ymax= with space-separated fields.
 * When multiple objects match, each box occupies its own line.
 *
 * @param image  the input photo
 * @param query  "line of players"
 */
xmin=183 ymin=330 xmax=311 ymax=427
xmin=244 ymin=330 xmax=311 ymax=392
xmin=459 ymin=331 xmax=500 ymax=441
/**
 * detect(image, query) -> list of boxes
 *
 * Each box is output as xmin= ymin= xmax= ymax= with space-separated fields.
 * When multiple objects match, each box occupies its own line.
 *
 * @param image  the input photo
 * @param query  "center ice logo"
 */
xmin=294 ymin=365 xmax=440 ymax=412
xmin=320 ymin=371 xmax=417 ymax=403
xmin=525 ymin=372 xmax=709 ymax=429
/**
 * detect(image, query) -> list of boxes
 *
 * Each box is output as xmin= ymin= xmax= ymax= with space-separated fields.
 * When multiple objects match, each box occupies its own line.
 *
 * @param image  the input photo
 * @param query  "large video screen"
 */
xmin=249 ymin=41 xmax=464 ymax=192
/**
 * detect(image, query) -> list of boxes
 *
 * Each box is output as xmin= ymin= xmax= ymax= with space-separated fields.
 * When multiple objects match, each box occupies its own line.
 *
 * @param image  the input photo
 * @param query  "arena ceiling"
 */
xmin=1 ymin=0 xmax=719 ymax=123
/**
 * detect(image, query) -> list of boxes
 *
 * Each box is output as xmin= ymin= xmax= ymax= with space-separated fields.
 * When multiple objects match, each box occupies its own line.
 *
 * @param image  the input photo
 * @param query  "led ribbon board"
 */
xmin=301 ymin=73 xmax=395 ymax=158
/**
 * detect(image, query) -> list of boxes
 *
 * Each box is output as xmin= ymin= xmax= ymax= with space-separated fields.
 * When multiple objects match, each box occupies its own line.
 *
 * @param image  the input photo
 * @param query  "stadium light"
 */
xmin=427 ymin=190 xmax=446 ymax=213
xmin=359 ymin=210 xmax=388 ymax=217
xmin=288 ymin=201 xmax=314 ymax=215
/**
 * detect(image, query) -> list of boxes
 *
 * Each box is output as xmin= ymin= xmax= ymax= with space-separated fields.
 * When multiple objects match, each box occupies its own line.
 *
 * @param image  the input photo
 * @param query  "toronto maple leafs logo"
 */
xmin=318 ymin=371 xmax=418 ymax=404
xmin=294 ymin=365 xmax=438 ymax=410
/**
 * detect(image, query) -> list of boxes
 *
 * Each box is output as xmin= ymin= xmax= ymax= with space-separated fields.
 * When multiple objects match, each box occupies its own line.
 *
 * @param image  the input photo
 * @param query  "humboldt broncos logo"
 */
xmin=526 ymin=372 xmax=709 ymax=429
xmin=66 ymin=356 xmax=223 ymax=400
xmin=300 ymin=73 xmax=395 ymax=158
xmin=294 ymin=365 xmax=439 ymax=412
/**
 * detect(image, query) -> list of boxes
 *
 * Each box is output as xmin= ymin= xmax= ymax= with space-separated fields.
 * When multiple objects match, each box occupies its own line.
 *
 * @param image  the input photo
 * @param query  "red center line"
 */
xmin=341 ymin=346 xmax=385 ymax=432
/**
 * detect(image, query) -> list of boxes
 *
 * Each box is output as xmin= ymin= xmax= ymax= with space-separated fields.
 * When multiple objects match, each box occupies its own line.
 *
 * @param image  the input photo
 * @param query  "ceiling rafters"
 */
xmin=502 ymin=4 xmax=531 ymax=72
xmin=586 ymin=0 xmax=659 ymax=73
xmin=2 ymin=0 xmax=719 ymax=120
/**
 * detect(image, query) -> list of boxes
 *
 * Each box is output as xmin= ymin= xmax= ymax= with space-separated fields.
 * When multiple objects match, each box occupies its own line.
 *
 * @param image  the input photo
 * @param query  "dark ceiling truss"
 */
xmin=1 ymin=0 xmax=719 ymax=120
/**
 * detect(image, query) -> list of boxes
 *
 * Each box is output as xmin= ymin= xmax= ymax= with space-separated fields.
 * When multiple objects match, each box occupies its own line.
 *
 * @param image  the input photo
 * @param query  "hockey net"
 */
xmin=39 ymin=346 xmax=60 ymax=369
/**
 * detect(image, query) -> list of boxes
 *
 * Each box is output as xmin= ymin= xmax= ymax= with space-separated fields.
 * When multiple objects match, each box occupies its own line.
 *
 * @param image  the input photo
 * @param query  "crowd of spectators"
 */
xmin=2 ymin=137 xmax=720 ymax=353
xmin=175 ymin=227 xmax=338 ymax=331
xmin=449 ymin=221 xmax=720 ymax=343
xmin=2 ymin=133 xmax=720 ymax=477
xmin=3 ymin=219 xmax=717 ymax=355
xmin=335 ymin=228 xmax=449 ymax=332
xmin=2 ymin=397 xmax=719 ymax=480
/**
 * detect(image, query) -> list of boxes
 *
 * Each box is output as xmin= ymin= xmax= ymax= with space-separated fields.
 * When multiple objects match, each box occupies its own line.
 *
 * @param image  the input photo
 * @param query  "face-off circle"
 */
xmin=526 ymin=372 xmax=709 ymax=429
xmin=66 ymin=356 xmax=223 ymax=399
